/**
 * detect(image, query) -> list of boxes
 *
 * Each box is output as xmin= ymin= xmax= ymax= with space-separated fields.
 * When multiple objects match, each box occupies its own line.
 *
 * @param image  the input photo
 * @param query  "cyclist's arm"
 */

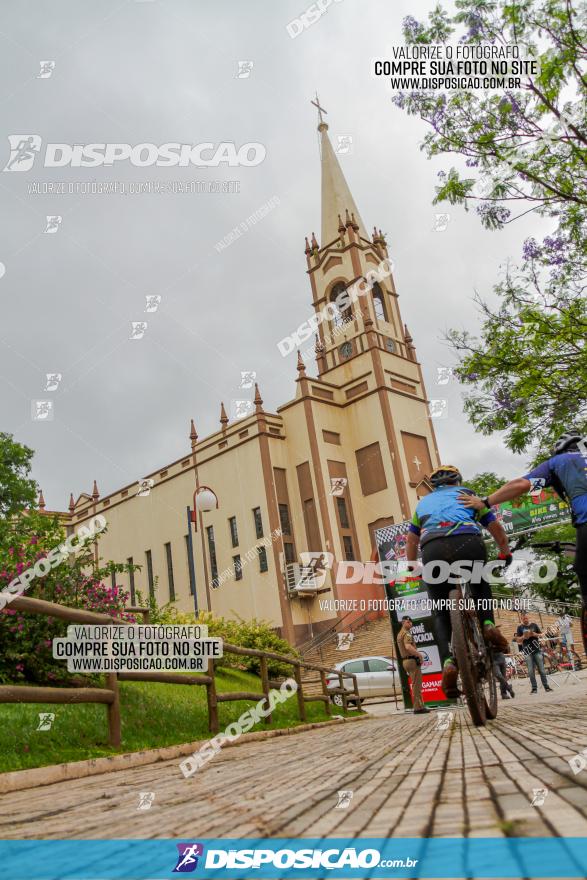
xmin=460 ymin=478 xmax=532 ymax=510
xmin=485 ymin=519 xmax=511 ymax=556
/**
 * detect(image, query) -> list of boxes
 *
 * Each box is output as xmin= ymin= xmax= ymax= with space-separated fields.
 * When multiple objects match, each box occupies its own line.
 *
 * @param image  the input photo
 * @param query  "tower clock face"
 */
xmin=385 ymin=338 xmax=396 ymax=353
xmin=339 ymin=341 xmax=353 ymax=359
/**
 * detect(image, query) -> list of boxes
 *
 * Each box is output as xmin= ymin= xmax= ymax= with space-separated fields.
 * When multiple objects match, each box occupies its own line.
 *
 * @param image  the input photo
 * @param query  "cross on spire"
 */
xmin=311 ymin=92 xmax=328 ymax=125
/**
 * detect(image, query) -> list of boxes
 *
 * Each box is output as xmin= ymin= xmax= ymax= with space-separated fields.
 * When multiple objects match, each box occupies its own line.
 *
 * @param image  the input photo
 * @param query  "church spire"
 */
xmin=312 ymin=95 xmax=367 ymax=246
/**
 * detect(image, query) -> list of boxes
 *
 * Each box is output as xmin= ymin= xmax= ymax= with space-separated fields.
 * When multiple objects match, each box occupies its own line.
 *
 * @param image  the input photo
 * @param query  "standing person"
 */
xmin=406 ymin=465 xmax=511 ymax=697
xmin=493 ymin=639 xmax=515 ymax=700
xmin=396 ymin=616 xmax=429 ymax=715
xmin=460 ymin=431 xmax=587 ymax=653
xmin=515 ymin=613 xmax=553 ymax=694
xmin=558 ymin=611 xmax=574 ymax=649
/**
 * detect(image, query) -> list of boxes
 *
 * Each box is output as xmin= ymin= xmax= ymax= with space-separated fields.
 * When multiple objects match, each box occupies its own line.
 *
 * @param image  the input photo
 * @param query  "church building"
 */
xmin=62 ymin=111 xmax=441 ymax=646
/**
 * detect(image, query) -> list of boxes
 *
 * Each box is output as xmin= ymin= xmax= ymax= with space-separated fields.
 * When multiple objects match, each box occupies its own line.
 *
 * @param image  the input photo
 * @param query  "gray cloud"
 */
xmin=0 ymin=0 xmax=549 ymax=508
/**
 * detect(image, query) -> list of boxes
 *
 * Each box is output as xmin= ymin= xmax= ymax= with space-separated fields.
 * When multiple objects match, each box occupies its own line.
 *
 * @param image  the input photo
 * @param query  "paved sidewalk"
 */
xmin=2 ymin=680 xmax=587 ymax=842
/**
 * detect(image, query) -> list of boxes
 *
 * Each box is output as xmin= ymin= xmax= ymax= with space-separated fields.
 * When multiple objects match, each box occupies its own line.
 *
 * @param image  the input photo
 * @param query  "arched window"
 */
xmin=329 ymin=282 xmax=352 ymax=327
xmin=372 ymin=283 xmax=388 ymax=323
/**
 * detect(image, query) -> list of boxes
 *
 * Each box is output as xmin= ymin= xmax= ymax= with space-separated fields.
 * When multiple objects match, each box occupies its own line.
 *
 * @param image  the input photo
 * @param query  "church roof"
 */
xmin=319 ymin=121 xmax=367 ymax=246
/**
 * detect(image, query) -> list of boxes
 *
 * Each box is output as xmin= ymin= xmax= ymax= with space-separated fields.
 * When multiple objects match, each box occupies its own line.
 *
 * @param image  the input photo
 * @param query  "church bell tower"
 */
xmin=301 ymin=97 xmax=441 ymax=522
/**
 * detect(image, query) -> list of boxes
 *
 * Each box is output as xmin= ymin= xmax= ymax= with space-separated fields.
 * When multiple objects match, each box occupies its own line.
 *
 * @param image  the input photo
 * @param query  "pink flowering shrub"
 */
xmin=0 ymin=511 xmax=137 ymax=684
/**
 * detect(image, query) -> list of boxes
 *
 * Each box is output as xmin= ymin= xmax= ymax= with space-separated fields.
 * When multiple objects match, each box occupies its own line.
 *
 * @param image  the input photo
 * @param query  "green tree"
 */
xmin=395 ymin=0 xmax=587 ymax=454
xmin=522 ymin=521 xmax=580 ymax=609
xmin=0 ymin=434 xmax=37 ymax=529
xmin=464 ymin=472 xmax=507 ymax=496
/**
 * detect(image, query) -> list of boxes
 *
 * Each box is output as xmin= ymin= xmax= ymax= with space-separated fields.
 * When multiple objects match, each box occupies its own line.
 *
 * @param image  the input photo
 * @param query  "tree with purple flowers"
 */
xmin=394 ymin=0 xmax=586 ymax=455
xmin=394 ymin=0 xmax=586 ymax=235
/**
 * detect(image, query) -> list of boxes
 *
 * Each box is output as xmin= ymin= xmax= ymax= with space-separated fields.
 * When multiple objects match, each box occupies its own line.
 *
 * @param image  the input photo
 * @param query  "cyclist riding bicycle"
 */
xmin=460 ymin=431 xmax=587 ymax=654
xmin=406 ymin=465 xmax=511 ymax=697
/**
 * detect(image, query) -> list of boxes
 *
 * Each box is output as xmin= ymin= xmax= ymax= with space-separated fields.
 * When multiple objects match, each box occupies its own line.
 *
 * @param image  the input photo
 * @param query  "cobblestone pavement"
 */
xmin=2 ymin=680 xmax=587 ymax=842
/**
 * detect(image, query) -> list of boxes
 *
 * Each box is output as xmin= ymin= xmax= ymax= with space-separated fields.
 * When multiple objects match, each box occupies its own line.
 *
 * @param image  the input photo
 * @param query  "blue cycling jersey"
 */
xmin=409 ymin=485 xmax=496 ymax=546
xmin=525 ymin=451 xmax=587 ymax=526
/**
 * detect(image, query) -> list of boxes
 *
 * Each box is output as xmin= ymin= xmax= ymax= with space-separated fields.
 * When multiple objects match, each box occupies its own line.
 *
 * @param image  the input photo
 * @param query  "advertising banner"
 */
xmin=495 ymin=488 xmax=571 ymax=536
xmin=375 ymin=523 xmax=453 ymax=709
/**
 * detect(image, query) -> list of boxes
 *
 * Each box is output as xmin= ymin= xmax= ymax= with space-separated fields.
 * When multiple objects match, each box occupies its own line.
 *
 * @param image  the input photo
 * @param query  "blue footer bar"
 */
xmin=2 ymin=837 xmax=587 ymax=878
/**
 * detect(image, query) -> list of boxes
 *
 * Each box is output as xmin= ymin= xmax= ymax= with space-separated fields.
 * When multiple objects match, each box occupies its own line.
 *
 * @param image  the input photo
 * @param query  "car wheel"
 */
xmin=330 ymin=694 xmax=356 ymax=709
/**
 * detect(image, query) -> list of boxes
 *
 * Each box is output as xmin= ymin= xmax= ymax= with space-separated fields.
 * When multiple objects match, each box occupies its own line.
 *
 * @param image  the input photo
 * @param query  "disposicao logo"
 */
xmin=3 ymin=136 xmax=265 ymax=171
xmin=173 ymin=843 xmax=204 ymax=873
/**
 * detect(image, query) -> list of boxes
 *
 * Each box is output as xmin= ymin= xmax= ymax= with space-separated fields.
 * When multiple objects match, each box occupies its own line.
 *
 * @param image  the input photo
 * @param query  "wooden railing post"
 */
xmin=105 ymin=671 xmax=121 ymax=747
xmin=338 ymin=671 xmax=348 ymax=712
xmin=293 ymin=664 xmax=306 ymax=722
xmin=259 ymin=655 xmax=271 ymax=724
xmin=106 ymin=620 xmax=121 ymax=747
xmin=319 ymin=670 xmax=331 ymax=716
xmin=351 ymin=673 xmax=361 ymax=710
xmin=206 ymin=657 xmax=219 ymax=733
xmin=126 ymin=606 xmax=150 ymax=623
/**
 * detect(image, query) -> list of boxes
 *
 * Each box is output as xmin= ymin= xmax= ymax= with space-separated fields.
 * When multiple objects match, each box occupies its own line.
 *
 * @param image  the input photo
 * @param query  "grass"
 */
xmin=0 ymin=668 xmax=354 ymax=773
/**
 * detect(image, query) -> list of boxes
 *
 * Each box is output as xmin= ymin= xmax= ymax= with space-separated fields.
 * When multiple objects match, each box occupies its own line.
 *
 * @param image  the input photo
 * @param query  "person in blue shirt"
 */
xmin=406 ymin=465 xmax=511 ymax=698
xmin=460 ymin=431 xmax=587 ymax=654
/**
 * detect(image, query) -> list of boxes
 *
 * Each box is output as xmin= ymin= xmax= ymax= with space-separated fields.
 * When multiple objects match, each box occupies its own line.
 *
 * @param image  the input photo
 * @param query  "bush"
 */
xmin=134 ymin=598 xmax=298 ymax=679
xmin=0 ymin=512 xmax=137 ymax=685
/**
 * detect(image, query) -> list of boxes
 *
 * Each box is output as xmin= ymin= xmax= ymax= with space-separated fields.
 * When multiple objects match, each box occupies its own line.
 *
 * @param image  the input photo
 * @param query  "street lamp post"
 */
xmin=187 ymin=486 xmax=219 ymax=617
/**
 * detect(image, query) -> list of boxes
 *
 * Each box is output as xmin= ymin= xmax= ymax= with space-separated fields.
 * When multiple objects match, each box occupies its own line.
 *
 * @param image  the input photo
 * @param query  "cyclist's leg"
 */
xmin=430 ymin=599 xmax=452 ymax=665
xmin=463 ymin=535 xmax=492 ymax=619
xmin=421 ymin=539 xmax=453 ymax=665
xmin=421 ymin=537 xmax=458 ymax=696
xmin=574 ymin=524 xmax=587 ymax=653
xmin=461 ymin=534 xmax=510 ymax=651
xmin=493 ymin=656 xmax=508 ymax=696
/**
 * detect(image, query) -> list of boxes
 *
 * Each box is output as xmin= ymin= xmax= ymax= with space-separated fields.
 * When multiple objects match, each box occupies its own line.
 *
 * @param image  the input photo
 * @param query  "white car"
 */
xmin=325 ymin=655 xmax=400 ymax=706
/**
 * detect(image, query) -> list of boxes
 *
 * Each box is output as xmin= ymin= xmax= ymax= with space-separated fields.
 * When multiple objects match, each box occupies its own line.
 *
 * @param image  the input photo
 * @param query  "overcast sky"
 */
xmin=0 ymin=0 xmax=551 ymax=510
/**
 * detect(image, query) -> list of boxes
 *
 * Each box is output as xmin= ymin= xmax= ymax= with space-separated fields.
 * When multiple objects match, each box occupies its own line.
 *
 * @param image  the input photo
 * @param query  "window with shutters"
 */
xmin=253 ymin=507 xmax=264 ymax=539
xmin=228 ymin=516 xmax=239 ymax=548
xmin=164 ymin=542 xmax=175 ymax=601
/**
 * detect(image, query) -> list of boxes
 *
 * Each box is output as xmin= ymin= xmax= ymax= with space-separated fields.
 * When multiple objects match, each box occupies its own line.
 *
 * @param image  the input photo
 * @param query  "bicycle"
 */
xmin=558 ymin=642 xmax=583 ymax=670
xmin=447 ymin=536 xmax=527 ymax=726
xmin=507 ymin=653 xmax=528 ymax=679
xmin=449 ymin=577 xmax=497 ymax=727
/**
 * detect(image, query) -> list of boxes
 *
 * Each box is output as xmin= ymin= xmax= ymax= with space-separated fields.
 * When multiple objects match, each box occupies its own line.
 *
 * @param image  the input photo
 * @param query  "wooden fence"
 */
xmin=0 ymin=595 xmax=361 ymax=747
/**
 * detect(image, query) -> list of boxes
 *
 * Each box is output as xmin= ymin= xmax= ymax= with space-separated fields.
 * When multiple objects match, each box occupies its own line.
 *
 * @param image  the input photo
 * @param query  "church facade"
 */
xmin=64 ymin=115 xmax=441 ymax=646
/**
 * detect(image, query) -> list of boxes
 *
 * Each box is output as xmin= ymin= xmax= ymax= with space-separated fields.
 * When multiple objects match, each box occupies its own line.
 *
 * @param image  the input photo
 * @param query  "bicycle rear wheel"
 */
xmin=543 ymin=653 xmax=558 ymax=675
xmin=449 ymin=587 xmax=487 ymax=727
xmin=483 ymin=657 xmax=498 ymax=719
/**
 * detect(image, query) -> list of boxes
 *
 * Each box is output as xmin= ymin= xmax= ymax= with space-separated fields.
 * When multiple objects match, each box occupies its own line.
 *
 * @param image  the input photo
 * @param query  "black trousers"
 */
xmin=421 ymin=533 xmax=494 ymax=665
xmin=493 ymin=654 xmax=512 ymax=696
